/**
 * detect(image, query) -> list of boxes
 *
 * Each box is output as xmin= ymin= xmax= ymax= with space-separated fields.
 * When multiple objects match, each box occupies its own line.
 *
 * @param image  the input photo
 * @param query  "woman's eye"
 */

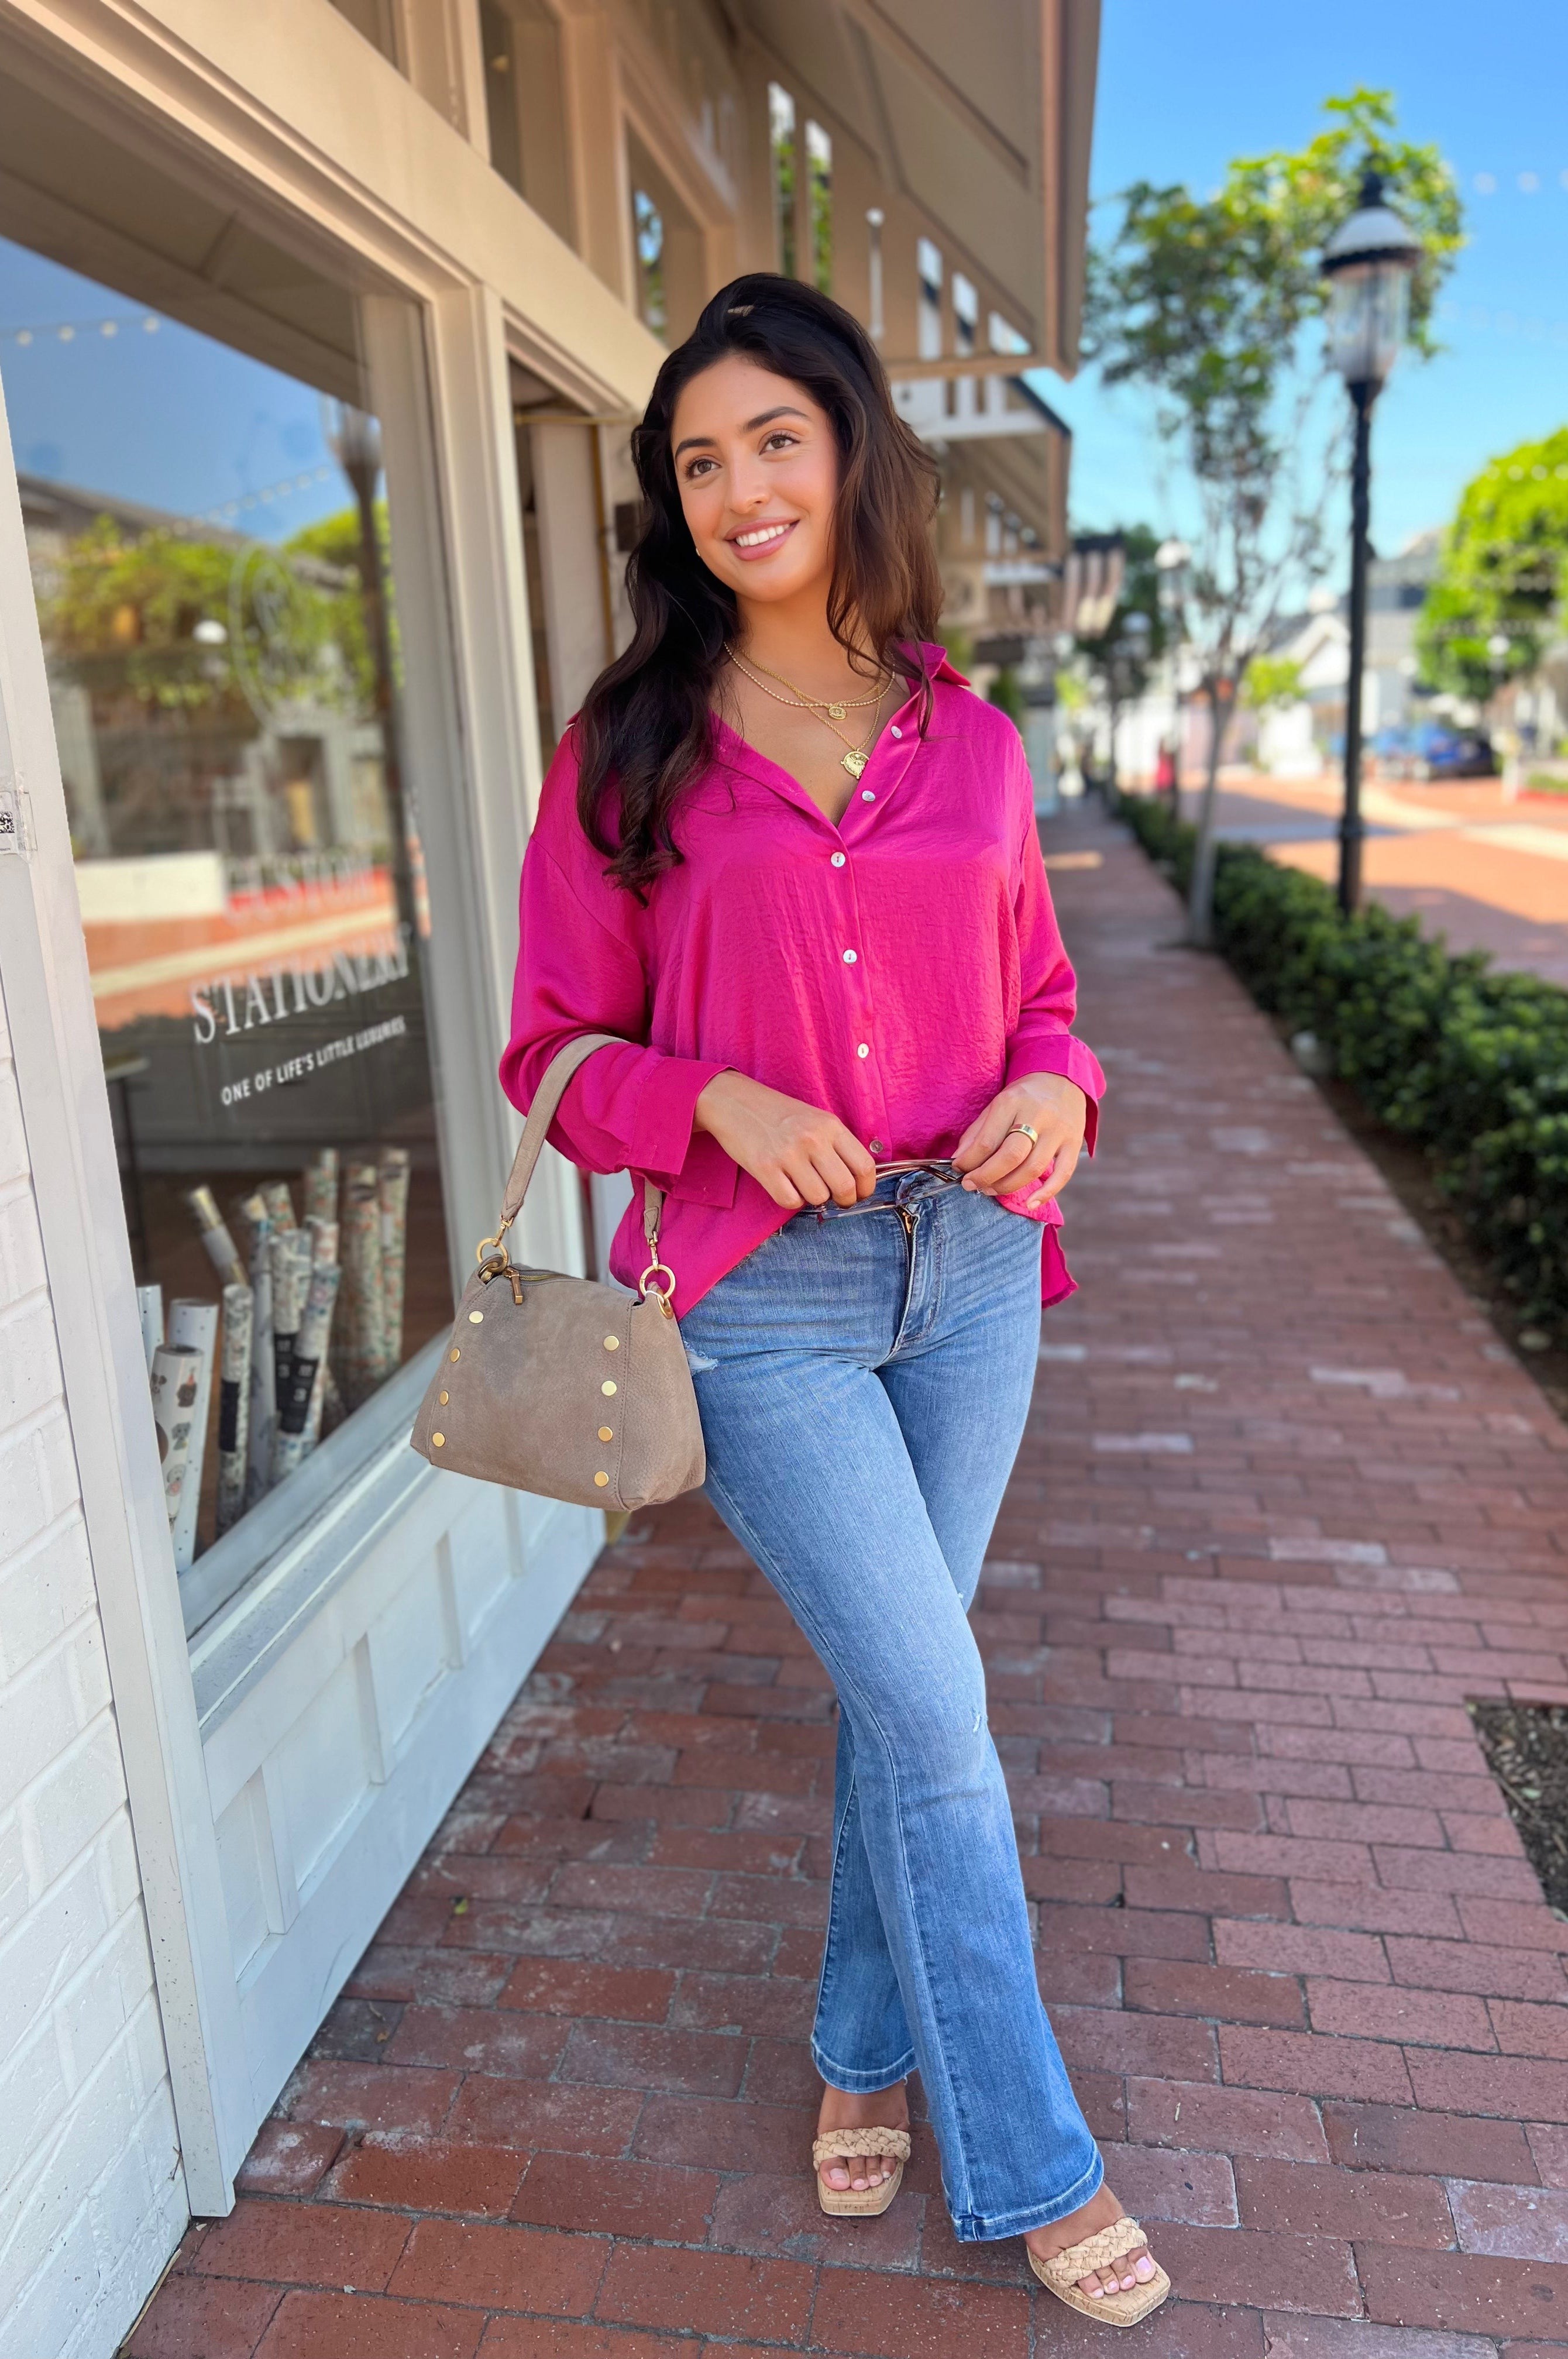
xmin=762 ymin=432 xmax=797 ymax=453
xmin=683 ymin=457 xmax=717 ymax=480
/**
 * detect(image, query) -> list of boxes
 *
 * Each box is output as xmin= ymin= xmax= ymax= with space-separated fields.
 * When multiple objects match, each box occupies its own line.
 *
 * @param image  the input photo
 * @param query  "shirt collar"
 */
xmin=914 ymin=640 xmax=970 ymax=689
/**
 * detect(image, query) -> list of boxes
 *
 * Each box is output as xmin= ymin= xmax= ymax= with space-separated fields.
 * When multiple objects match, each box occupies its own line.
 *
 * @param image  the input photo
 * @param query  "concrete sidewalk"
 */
xmin=134 ymin=805 xmax=1568 ymax=2357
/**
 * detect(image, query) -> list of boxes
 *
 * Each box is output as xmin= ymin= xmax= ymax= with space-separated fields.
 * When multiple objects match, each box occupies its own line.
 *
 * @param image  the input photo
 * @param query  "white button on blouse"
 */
xmin=842 ymin=948 xmax=858 ymax=964
xmin=830 ymin=852 xmax=846 ymax=867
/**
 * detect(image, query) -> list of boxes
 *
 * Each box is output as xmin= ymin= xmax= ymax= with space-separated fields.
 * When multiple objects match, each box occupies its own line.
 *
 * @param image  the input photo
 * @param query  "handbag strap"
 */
xmin=498 ymin=1033 xmax=663 ymax=1253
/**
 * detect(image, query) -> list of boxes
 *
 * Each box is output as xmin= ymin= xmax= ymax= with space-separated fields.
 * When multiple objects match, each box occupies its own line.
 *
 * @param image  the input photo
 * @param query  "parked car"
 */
xmin=1373 ymin=724 xmax=1497 ymax=782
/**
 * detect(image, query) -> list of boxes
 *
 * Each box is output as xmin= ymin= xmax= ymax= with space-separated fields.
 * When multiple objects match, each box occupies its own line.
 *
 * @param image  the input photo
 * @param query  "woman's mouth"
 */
xmin=727 ymin=519 xmax=798 ymax=560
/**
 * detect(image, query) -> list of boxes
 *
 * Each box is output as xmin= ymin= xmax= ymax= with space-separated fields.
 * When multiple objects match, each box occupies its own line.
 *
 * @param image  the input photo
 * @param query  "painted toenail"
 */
xmin=1135 ymin=2258 xmax=1155 ymax=2279
xmin=1088 ymin=2284 xmax=1103 ymax=2298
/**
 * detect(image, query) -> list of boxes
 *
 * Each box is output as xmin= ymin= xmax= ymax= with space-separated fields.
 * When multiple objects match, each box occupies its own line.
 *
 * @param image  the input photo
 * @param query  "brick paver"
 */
xmin=134 ymin=806 xmax=1568 ymax=2355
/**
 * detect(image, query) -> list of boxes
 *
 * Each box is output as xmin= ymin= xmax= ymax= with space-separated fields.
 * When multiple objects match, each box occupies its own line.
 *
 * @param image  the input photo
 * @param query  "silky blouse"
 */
xmin=500 ymin=647 xmax=1106 ymax=1318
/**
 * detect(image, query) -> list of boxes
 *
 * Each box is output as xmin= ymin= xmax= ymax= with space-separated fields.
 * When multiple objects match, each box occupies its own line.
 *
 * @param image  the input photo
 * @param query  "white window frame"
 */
xmin=0 ymin=0 xmax=665 ymax=2210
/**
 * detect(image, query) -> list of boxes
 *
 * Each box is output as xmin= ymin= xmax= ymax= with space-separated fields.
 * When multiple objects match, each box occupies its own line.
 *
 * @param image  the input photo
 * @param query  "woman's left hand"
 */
xmin=951 ymin=1074 xmax=1089 ymax=1208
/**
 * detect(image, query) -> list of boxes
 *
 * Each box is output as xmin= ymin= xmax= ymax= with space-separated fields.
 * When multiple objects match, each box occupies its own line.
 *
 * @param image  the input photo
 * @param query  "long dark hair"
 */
xmin=575 ymin=273 xmax=943 ymax=896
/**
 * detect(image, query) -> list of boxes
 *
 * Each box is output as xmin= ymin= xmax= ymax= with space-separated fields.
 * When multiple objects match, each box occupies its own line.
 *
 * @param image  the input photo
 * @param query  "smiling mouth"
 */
xmin=728 ymin=520 xmax=797 ymax=555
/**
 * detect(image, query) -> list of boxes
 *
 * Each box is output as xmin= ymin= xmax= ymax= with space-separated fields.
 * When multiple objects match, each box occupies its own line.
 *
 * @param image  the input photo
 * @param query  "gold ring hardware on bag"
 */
xmin=638 ymin=1260 xmax=678 ymax=1316
xmin=475 ymin=1211 xmax=514 ymax=1272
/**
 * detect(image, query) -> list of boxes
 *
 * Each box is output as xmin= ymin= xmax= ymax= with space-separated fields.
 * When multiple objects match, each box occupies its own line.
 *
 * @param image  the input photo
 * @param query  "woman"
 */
xmin=502 ymin=274 xmax=1170 ymax=2326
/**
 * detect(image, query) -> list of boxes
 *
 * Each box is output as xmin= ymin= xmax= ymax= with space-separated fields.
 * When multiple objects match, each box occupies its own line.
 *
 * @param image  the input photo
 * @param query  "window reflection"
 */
xmin=2 ymin=237 xmax=449 ymax=1585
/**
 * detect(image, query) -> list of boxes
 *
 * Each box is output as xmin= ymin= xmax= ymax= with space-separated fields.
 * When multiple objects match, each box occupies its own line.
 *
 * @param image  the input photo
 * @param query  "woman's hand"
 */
xmin=694 ymin=1071 xmax=877 ymax=1211
xmin=952 ymin=1074 xmax=1089 ymax=1208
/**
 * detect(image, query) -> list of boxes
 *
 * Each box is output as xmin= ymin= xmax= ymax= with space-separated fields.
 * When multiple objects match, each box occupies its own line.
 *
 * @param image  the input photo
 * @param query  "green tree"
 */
xmin=42 ymin=514 xmax=360 ymax=723
xmin=1242 ymin=655 xmax=1305 ymax=710
xmin=1416 ymin=428 xmax=1568 ymax=702
xmin=986 ymin=666 xmax=1026 ymax=726
xmin=1087 ymin=87 xmax=1462 ymax=941
xmin=285 ymin=500 xmax=390 ymax=711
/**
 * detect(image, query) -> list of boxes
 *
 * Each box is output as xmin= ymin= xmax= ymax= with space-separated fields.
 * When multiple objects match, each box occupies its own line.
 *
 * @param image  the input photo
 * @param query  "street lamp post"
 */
xmin=1154 ymin=537 xmax=1190 ymax=808
xmin=1106 ymin=608 xmax=1152 ymax=797
xmin=1321 ymin=170 xmax=1422 ymax=914
xmin=325 ymin=400 xmax=419 ymax=951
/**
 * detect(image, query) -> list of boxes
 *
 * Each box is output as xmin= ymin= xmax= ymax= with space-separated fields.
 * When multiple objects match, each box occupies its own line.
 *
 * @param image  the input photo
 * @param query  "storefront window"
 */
xmin=0 ymin=236 xmax=451 ymax=1601
xmin=632 ymin=190 xmax=667 ymax=341
xmin=769 ymin=84 xmax=797 ymax=280
xmin=806 ymin=122 xmax=833 ymax=295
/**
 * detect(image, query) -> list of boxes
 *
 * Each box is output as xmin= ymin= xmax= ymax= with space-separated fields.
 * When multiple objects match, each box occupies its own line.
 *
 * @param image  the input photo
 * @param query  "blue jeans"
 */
xmin=678 ymin=1170 xmax=1103 ymax=2243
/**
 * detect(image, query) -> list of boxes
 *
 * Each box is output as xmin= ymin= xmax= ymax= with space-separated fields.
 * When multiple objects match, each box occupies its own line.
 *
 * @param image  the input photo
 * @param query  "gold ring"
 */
xmin=1007 ymin=1123 xmax=1040 ymax=1145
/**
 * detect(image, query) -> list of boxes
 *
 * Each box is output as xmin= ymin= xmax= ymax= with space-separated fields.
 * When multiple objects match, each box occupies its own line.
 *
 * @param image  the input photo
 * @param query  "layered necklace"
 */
xmin=730 ymin=651 xmax=895 ymax=779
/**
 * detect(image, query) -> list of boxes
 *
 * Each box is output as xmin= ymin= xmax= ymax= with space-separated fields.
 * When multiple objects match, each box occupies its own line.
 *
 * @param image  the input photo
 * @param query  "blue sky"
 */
xmin=1044 ymin=0 xmax=1568 ymax=573
xmin=0 ymin=238 xmax=349 ymax=539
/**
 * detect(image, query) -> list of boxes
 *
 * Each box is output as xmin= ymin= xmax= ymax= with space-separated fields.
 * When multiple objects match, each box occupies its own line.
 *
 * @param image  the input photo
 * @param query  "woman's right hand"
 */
xmin=694 ymin=1072 xmax=876 ymax=1210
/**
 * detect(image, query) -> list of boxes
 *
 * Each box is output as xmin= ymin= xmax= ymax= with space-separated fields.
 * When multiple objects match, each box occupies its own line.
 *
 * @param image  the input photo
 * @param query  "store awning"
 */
xmin=740 ymin=0 xmax=1101 ymax=376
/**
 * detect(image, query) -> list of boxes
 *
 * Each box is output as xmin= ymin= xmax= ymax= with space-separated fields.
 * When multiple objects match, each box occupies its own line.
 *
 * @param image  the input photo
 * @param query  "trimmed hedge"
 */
xmin=1117 ymin=790 xmax=1568 ymax=1339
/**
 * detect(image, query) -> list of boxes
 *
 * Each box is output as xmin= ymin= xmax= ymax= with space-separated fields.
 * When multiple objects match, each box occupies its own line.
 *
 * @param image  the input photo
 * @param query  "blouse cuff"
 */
xmin=1005 ymin=1033 xmax=1105 ymax=1157
xmin=630 ymin=1055 xmax=733 ymax=1187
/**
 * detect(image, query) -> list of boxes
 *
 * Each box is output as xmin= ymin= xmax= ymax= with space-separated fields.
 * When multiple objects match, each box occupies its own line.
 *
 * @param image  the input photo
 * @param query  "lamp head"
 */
xmin=1321 ymin=168 xmax=1422 ymax=393
xmin=324 ymin=399 xmax=383 ymax=484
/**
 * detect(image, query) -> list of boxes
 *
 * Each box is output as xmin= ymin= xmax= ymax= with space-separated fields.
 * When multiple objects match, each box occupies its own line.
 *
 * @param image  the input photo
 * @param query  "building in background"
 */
xmin=0 ymin=6 xmax=1098 ymax=2351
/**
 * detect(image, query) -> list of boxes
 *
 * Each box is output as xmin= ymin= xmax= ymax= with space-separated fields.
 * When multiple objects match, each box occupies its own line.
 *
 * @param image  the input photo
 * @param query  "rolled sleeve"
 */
xmin=500 ymin=741 xmax=737 ymax=1202
xmin=1004 ymin=789 xmax=1105 ymax=1154
xmin=626 ymin=1052 xmax=735 ymax=1199
xmin=1005 ymin=1030 xmax=1104 ymax=1156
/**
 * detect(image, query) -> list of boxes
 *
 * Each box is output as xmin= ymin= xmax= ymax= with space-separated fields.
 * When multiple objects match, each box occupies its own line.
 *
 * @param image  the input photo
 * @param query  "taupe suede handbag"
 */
xmin=410 ymin=1032 xmax=706 ymax=1509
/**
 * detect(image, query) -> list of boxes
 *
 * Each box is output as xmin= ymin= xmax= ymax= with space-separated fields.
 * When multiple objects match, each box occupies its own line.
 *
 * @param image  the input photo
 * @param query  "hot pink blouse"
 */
xmin=501 ymin=649 xmax=1105 ymax=1317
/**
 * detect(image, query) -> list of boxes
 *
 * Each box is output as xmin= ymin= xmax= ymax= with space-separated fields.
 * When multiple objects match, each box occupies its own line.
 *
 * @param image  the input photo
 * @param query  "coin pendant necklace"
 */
xmin=731 ymin=653 xmax=893 ymax=779
xmin=739 ymin=652 xmax=890 ymax=724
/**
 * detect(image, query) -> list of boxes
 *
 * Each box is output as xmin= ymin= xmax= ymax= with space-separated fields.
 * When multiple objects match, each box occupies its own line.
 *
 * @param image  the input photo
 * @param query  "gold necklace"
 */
xmin=734 ymin=651 xmax=891 ymax=721
xmin=732 ymin=656 xmax=891 ymax=778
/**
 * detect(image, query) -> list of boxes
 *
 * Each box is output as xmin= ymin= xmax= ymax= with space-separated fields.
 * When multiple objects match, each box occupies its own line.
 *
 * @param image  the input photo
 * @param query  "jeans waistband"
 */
xmin=809 ymin=1163 xmax=965 ymax=1222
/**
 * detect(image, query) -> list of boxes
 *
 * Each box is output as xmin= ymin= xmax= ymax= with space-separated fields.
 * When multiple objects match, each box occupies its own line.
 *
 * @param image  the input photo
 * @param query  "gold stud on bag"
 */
xmin=410 ymin=1032 xmax=706 ymax=1511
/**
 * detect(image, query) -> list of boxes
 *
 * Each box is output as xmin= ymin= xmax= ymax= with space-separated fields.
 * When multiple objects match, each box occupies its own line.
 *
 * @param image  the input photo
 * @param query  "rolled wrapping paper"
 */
xmin=271 ymin=1263 xmax=343 ymax=1479
xmin=305 ymin=1362 xmax=342 ymax=1457
xmin=149 ymin=1342 xmax=204 ymax=1528
xmin=340 ymin=1164 xmax=384 ymax=1408
xmin=267 ymin=1229 xmax=315 ymax=1481
xmin=302 ymin=1149 xmax=338 ymax=1226
xmin=136 ymin=1285 xmax=163 ymax=1372
xmin=260 ymin=1180 xmax=297 ymax=1232
xmin=376 ymin=1150 xmax=411 ymax=1379
xmin=167 ymin=1300 xmax=219 ymax=1574
xmin=215 ymin=1281 xmax=253 ymax=1534
xmin=239 ymin=1196 xmax=276 ymax=1509
xmin=185 ymin=1186 xmax=247 ymax=1291
xmin=307 ymin=1216 xmax=339 ymax=1270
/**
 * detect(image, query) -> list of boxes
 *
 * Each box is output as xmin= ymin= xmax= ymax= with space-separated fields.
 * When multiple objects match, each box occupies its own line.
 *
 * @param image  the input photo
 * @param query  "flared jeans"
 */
xmin=677 ymin=1170 xmax=1103 ymax=2241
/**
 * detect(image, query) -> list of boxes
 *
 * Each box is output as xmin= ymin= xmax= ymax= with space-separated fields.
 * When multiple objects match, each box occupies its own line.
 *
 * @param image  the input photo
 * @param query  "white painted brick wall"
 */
xmin=0 ymin=977 xmax=186 ymax=2358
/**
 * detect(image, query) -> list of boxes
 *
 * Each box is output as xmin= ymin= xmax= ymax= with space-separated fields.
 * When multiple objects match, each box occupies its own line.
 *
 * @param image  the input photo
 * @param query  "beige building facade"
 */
xmin=0 ymin=5 xmax=1098 ymax=2351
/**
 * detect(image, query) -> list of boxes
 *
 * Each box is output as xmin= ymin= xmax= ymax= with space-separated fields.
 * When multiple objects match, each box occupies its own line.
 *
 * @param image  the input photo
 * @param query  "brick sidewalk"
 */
xmin=134 ymin=806 xmax=1568 ymax=2357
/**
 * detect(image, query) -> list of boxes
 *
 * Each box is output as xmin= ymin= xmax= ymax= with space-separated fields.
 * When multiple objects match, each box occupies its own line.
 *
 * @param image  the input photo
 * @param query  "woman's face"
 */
xmin=670 ymin=356 xmax=838 ymax=608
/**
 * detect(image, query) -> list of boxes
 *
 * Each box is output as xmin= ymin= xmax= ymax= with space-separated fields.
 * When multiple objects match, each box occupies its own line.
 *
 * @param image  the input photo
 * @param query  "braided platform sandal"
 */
xmin=811 ymin=2124 xmax=912 ymax=2217
xmin=1027 ymin=2216 xmax=1171 ymax=2326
